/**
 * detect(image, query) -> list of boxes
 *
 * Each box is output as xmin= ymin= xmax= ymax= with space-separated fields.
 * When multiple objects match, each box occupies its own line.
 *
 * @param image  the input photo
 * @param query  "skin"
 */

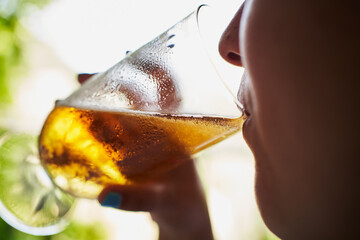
xmin=91 ymin=0 xmax=360 ymax=239
xmin=219 ymin=1 xmax=360 ymax=239
xmin=98 ymin=160 xmax=213 ymax=240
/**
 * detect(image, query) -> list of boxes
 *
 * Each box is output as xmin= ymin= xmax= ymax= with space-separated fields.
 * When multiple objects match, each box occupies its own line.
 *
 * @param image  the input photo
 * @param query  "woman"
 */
xmin=97 ymin=1 xmax=360 ymax=239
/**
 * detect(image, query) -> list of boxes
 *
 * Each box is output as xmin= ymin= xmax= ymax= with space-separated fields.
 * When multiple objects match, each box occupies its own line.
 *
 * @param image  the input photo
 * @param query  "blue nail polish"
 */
xmin=101 ymin=192 xmax=122 ymax=208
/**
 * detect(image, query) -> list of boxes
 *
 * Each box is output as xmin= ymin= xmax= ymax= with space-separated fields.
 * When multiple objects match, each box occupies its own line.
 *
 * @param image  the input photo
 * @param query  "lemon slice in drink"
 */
xmin=0 ymin=132 xmax=76 ymax=235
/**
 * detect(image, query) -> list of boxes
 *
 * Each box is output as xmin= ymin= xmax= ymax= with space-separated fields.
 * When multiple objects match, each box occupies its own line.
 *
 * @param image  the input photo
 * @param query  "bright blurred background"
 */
xmin=0 ymin=0 xmax=279 ymax=239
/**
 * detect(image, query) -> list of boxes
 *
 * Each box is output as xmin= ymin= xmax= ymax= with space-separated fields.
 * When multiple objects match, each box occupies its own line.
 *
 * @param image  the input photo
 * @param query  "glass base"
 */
xmin=0 ymin=132 xmax=76 ymax=235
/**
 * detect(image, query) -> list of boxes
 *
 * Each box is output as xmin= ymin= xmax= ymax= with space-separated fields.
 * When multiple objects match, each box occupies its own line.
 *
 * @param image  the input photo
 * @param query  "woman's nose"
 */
xmin=218 ymin=5 xmax=244 ymax=67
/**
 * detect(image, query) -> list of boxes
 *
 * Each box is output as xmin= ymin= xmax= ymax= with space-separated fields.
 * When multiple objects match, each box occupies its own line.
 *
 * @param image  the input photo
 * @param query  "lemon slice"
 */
xmin=0 ymin=132 xmax=76 ymax=235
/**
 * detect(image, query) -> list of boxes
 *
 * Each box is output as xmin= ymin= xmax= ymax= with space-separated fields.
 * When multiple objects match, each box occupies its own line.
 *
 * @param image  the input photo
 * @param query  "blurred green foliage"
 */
xmin=0 ymin=218 xmax=108 ymax=240
xmin=0 ymin=13 xmax=21 ymax=108
xmin=0 ymin=0 xmax=52 ymax=110
xmin=0 ymin=127 xmax=6 ymax=136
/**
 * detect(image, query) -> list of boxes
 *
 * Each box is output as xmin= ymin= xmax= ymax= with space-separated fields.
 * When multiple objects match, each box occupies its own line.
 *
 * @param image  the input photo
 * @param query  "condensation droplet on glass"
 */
xmin=168 ymin=34 xmax=175 ymax=40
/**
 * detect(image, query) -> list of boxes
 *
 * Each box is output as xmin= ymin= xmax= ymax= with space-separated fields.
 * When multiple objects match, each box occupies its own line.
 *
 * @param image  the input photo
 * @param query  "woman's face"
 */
xmin=219 ymin=1 xmax=360 ymax=239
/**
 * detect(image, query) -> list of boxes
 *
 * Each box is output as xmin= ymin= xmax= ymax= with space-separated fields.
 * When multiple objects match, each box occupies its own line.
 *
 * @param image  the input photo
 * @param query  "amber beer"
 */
xmin=39 ymin=106 xmax=244 ymax=198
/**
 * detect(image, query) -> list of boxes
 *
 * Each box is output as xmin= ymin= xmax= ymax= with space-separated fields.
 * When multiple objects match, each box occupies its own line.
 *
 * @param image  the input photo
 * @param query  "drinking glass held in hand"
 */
xmin=0 ymin=5 xmax=244 ymax=235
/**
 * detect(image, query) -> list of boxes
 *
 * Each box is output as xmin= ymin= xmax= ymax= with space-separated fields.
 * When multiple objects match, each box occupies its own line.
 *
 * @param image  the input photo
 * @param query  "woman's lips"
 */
xmin=238 ymin=72 xmax=251 ymax=117
xmin=237 ymin=72 xmax=253 ymax=146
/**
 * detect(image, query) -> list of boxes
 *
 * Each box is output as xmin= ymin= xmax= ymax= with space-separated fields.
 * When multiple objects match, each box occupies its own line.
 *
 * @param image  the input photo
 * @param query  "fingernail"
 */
xmin=101 ymin=192 xmax=122 ymax=208
xmin=77 ymin=73 xmax=94 ymax=84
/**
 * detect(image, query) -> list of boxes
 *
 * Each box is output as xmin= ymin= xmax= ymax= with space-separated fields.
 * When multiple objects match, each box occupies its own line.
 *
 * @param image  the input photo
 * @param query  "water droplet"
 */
xmin=168 ymin=34 xmax=175 ymax=40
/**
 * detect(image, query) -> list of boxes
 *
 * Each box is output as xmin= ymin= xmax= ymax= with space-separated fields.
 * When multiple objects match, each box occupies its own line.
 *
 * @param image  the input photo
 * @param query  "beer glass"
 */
xmin=0 ymin=5 xmax=245 ymax=235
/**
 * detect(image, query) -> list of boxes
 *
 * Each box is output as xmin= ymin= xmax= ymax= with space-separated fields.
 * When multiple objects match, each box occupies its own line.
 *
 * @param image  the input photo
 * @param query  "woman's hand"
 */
xmin=99 ymin=160 xmax=213 ymax=240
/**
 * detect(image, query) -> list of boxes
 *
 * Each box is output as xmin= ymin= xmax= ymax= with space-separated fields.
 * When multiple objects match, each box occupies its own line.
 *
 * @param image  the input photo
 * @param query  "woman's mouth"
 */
xmin=237 ymin=72 xmax=252 ymax=118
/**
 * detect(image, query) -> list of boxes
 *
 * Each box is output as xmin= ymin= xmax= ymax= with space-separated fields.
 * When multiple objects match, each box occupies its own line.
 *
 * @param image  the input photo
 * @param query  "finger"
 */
xmin=98 ymin=183 xmax=167 ymax=212
xmin=77 ymin=73 xmax=97 ymax=84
